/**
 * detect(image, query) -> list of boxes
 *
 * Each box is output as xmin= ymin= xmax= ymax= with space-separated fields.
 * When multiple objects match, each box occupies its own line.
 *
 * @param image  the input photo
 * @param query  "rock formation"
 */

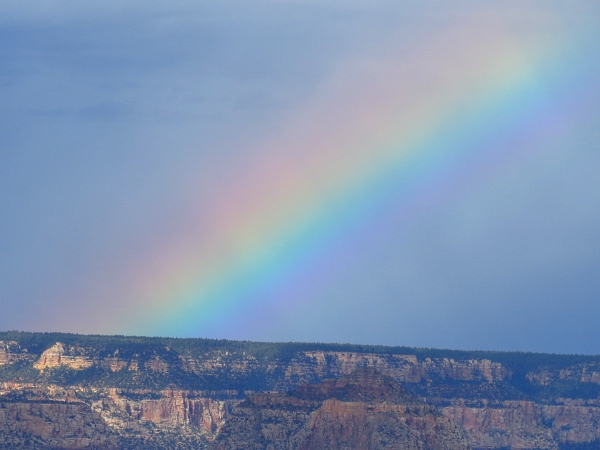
xmin=212 ymin=369 xmax=470 ymax=450
xmin=1 ymin=332 xmax=600 ymax=448
xmin=34 ymin=342 xmax=93 ymax=371
xmin=0 ymin=402 xmax=118 ymax=449
xmin=443 ymin=401 xmax=600 ymax=449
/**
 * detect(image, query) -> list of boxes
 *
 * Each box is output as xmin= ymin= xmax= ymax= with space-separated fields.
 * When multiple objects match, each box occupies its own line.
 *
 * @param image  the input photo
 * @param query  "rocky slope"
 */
xmin=1 ymin=332 xmax=600 ymax=448
xmin=0 ymin=402 xmax=118 ymax=450
xmin=212 ymin=369 xmax=470 ymax=450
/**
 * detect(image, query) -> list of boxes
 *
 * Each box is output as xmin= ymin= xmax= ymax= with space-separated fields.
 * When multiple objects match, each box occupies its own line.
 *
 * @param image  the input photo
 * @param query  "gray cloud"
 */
xmin=1 ymin=0 xmax=599 ymax=353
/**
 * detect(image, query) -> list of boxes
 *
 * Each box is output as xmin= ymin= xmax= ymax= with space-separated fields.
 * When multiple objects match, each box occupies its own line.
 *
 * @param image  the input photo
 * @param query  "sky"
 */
xmin=1 ymin=0 xmax=600 ymax=354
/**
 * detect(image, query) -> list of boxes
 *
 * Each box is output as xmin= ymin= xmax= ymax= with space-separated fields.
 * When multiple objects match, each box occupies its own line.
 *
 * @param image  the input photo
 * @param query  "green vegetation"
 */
xmin=2 ymin=330 xmax=600 ymax=402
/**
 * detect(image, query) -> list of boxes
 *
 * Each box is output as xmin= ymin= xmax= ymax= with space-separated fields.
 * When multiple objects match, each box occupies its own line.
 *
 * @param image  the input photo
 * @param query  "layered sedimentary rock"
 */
xmin=0 ymin=401 xmax=118 ymax=449
xmin=443 ymin=401 xmax=600 ymax=449
xmin=213 ymin=369 xmax=470 ymax=450
xmin=284 ymin=351 xmax=508 ymax=385
xmin=2 ymin=332 xmax=600 ymax=448
xmin=34 ymin=342 xmax=94 ymax=371
xmin=0 ymin=341 xmax=33 ymax=366
xmin=526 ymin=364 xmax=600 ymax=386
xmin=94 ymin=388 xmax=233 ymax=431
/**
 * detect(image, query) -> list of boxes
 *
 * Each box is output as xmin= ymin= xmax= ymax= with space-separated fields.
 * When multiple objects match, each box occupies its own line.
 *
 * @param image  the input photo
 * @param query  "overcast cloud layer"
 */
xmin=1 ymin=1 xmax=600 ymax=353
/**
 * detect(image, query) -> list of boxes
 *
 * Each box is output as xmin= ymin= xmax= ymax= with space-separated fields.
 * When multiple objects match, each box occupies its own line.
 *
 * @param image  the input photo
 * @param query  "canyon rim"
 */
xmin=1 ymin=332 xmax=600 ymax=449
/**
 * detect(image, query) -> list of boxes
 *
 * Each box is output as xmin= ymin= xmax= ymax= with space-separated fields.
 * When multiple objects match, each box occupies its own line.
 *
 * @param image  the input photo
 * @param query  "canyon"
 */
xmin=1 ymin=332 xmax=600 ymax=448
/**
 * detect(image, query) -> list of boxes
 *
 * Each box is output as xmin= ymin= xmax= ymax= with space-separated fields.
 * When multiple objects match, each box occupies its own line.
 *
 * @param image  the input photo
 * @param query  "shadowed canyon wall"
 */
xmin=1 ymin=332 xmax=600 ymax=448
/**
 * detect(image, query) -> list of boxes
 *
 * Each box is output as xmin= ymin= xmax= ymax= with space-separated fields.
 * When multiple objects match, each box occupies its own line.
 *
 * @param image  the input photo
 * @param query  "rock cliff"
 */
xmin=34 ymin=342 xmax=94 ymax=371
xmin=0 ymin=401 xmax=118 ymax=449
xmin=443 ymin=401 xmax=600 ymax=449
xmin=1 ymin=332 xmax=600 ymax=448
xmin=212 ymin=369 xmax=471 ymax=450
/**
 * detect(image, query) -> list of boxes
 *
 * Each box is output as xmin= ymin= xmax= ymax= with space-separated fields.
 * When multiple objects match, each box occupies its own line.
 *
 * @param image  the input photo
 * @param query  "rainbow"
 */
xmin=113 ymin=13 xmax=596 ymax=338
